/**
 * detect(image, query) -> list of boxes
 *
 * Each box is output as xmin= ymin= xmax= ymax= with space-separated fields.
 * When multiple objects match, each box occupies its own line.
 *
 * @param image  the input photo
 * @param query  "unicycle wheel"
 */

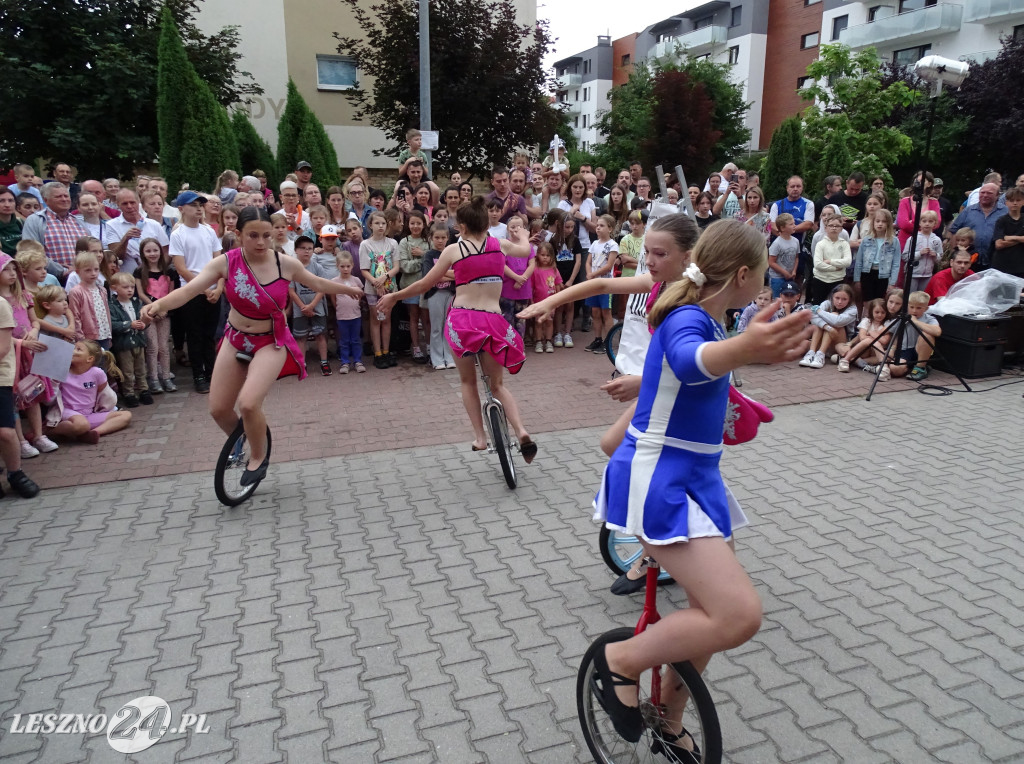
xmin=214 ymin=420 xmax=272 ymax=506
xmin=488 ymin=404 xmax=517 ymax=489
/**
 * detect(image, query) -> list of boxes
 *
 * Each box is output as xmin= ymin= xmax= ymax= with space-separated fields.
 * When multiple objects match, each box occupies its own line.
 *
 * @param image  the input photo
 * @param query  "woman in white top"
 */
xmin=557 ymin=174 xmax=597 ymax=249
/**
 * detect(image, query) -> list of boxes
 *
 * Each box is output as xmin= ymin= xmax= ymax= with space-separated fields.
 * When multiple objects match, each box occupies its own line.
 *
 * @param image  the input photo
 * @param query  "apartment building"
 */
xmin=195 ymin=0 xmax=537 ymax=169
xmin=829 ymin=0 xmax=1024 ymax=66
xmin=552 ymin=37 xmax=614 ymax=153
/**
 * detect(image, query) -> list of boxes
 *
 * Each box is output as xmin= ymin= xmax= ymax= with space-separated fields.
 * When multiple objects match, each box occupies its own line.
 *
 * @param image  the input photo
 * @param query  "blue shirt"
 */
xmin=949 ymin=201 xmax=1007 ymax=268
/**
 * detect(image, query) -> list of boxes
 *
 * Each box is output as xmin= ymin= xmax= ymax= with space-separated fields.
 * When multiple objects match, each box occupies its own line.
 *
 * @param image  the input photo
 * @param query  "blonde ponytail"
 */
xmin=648 ymin=219 xmax=768 ymax=328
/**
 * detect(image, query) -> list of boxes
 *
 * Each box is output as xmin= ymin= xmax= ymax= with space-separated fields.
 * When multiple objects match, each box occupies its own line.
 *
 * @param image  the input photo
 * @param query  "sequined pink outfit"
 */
xmin=222 ymin=248 xmax=306 ymax=379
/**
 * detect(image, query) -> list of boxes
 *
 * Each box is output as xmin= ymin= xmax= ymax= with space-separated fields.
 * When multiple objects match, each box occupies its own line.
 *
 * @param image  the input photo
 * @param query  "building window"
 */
xmin=621 ymin=53 xmax=631 ymax=66
xmin=801 ymin=32 xmax=819 ymax=49
xmin=583 ymin=87 xmax=589 ymax=101
xmin=574 ymin=90 xmax=579 ymax=101
xmin=694 ymin=15 xmax=713 ymax=29
xmin=695 ymin=53 xmax=710 ymax=61
xmin=831 ymin=15 xmax=848 ymax=40
xmin=797 ymin=76 xmax=812 ymax=89
xmin=730 ymin=6 xmax=742 ymax=26
xmin=898 ymin=0 xmax=936 ymax=12
xmin=805 ymin=0 xmax=821 ymax=5
xmin=728 ymin=46 xmax=740 ymax=64
xmin=868 ymin=5 xmax=883 ymax=21
xmin=1015 ymin=24 xmax=1024 ymax=41
xmin=315 ymin=55 xmax=358 ymax=90
xmin=656 ymin=32 xmax=675 ymax=43
xmin=893 ymin=44 xmax=931 ymax=66
xmin=574 ymin=116 xmax=579 ymax=128
xmin=583 ymin=60 xmax=590 ymax=74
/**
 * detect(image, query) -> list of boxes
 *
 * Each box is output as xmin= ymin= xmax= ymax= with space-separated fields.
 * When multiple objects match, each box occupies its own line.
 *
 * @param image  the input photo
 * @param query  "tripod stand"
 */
xmin=865 ymin=93 xmax=971 ymax=401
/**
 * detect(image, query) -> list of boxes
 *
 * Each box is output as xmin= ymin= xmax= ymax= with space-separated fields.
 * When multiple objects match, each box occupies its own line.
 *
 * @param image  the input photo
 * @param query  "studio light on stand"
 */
xmin=865 ymin=56 xmax=972 ymax=400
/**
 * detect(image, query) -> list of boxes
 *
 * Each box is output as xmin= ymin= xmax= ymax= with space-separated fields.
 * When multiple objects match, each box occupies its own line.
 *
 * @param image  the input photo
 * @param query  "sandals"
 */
xmin=591 ymin=643 xmax=643 ymax=742
xmin=908 ymin=364 xmax=930 ymax=381
xmin=611 ymin=558 xmax=649 ymax=596
xmin=519 ymin=437 xmax=538 ymax=464
xmin=471 ymin=444 xmax=487 ymax=452
xmin=651 ymin=726 xmax=701 ymax=763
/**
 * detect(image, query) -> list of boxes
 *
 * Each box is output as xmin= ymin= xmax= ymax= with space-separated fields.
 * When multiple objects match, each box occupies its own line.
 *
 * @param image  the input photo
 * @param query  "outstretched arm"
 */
xmin=142 ymin=256 xmax=227 ymax=319
xmin=519 ymin=273 xmax=655 ymax=319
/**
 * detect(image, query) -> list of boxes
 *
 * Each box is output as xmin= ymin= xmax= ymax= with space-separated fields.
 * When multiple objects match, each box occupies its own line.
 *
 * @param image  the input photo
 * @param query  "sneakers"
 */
xmin=320 ymin=360 xmax=332 ymax=376
xmin=553 ymin=333 xmax=564 ymax=348
xmin=585 ymin=338 xmax=603 ymax=352
xmin=535 ymin=341 xmax=545 ymax=354
xmin=139 ymin=391 xmax=154 ymax=405
xmin=799 ymin=350 xmax=815 ymax=367
xmin=563 ymin=334 xmax=574 ymax=349
xmin=412 ymin=346 xmax=427 ymax=364
xmin=20 ymin=441 xmax=39 ymax=459
xmin=386 ymin=352 xmax=398 ymax=368
xmin=194 ymin=377 xmax=210 ymax=394
xmin=863 ymin=364 xmax=877 ymax=374
xmin=545 ymin=341 xmax=554 ymax=353
xmin=837 ymin=358 xmax=850 ymax=372
xmin=879 ymin=365 xmax=891 ymax=381
xmin=355 ymin=362 xmax=367 ymax=373
xmin=373 ymin=355 xmax=388 ymax=370
xmin=829 ymin=354 xmax=840 ymax=365
xmin=147 ymin=378 xmax=163 ymax=394
xmin=7 ymin=470 xmax=40 ymax=499
xmin=162 ymin=378 xmax=177 ymax=393
xmin=446 ymin=361 xmax=458 ymax=369
xmin=808 ymin=351 xmax=826 ymax=369
xmin=123 ymin=394 xmax=140 ymax=408
xmin=339 ymin=363 xmax=350 ymax=374
xmin=433 ymin=363 xmax=446 ymax=370
xmin=32 ymin=436 xmax=58 ymax=453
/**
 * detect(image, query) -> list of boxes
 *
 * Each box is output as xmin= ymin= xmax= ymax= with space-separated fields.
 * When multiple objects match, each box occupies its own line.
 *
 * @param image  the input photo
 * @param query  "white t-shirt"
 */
xmin=616 ymin=243 xmax=650 ymax=377
xmin=169 ymin=223 xmax=221 ymax=276
xmin=102 ymin=215 xmax=170 ymax=273
xmin=558 ymin=198 xmax=597 ymax=248
xmin=488 ymin=223 xmax=507 ymax=240
xmin=588 ymin=238 xmax=618 ymax=278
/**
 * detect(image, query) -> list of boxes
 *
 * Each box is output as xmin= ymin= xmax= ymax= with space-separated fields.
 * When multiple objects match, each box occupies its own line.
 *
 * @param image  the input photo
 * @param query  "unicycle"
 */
xmin=477 ymin=355 xmax=517 ymax=489
xmin=604 ymin=322 xmax=623 ymax=366
xmin=578 ymin=561 xmax=722 ymax=763
xmin=214 ymin=419 xmax=272 ymax=506
xmin=599 ymin=527 xmax=674 ymax=587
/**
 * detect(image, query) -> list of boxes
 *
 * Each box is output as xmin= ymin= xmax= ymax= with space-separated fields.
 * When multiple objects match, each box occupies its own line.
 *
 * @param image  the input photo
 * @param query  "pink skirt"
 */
xmin=445 ymin=306 xmax=526 ymax=374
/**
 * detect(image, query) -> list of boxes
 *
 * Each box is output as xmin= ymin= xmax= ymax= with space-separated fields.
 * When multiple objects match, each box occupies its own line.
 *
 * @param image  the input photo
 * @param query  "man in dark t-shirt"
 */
xmin=827 ymin=172 xmax=867 ymax=233
xmin=992 ymin=188 xmax=1024 ymax=277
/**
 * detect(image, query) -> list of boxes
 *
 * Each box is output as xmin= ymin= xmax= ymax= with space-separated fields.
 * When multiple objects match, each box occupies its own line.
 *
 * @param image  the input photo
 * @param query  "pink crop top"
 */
xmin=453 ymin=236 xmax=505 ymax=287
xmin=225 ymin=248 xmax=290 ymax=320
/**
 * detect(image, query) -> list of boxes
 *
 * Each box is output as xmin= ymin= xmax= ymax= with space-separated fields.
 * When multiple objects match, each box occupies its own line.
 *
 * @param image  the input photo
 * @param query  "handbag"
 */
xmin=14 ymin=373 xmax=46 ymax=409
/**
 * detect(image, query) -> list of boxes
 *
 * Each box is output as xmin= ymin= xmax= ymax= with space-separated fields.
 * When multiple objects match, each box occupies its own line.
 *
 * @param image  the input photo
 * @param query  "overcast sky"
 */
xmin=539 ymin=0 xmax=704 ymax=73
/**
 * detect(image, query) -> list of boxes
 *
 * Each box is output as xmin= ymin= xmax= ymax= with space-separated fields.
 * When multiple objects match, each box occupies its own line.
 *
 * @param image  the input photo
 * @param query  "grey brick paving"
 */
xmin=1 ymin=385 xmax=1024 ymax=761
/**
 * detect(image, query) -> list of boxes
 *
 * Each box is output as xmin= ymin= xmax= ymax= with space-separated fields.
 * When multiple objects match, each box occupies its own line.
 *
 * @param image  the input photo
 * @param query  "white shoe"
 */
xmin=878 ymin=365 xmax=891 ymax=382
xmin=545 ymin=341 xmax=554 ymax=353
xmin=446 ymin=361 xmax=458 ymax=369
xmin=829 ymin=354 xmax=839 ymax=365
xmin=563 ymin=334 xmax=574 ymax=349
xmin=434 ymin=363 xmax=446 ymax=370
xmin=535 ymin=341 xmax=545 ymax=354
xmin=20 ymin=441 xmax=39 ymax=459
xmin=32 ymin=435 xmax=59 ymax=453
xmin=799 ymin=350 xmax=815 ymax=367
xmin=837 ymin=359 xmax=850 ymax=373
xmin=553 ymin=333 xmax=564 ymax=348
xmin=809 ymin=351 xmax=826 ymax=369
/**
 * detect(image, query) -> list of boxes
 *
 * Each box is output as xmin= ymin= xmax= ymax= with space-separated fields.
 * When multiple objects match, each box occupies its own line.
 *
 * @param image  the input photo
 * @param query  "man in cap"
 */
xmin=295 ymin=161 xmax=313 ymax=201
xmin=930 ymin=177 xmax=953 ymax=238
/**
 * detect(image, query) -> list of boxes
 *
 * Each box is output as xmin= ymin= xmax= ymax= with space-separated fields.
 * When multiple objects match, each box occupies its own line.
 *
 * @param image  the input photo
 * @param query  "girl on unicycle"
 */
xmin=141 ymin=207 xmax=362 ymax=487
xmin=377 ymin=196 xmax=538 ymax=462
xmin=588 ymin=221 xmax=810 ymax=753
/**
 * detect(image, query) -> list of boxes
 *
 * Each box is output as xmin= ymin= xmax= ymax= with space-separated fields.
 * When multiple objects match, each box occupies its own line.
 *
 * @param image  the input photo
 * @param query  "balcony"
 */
xmin=839 ymin=4 xmax=962 ymax=50
xmin=964 ymin=0 xmax=1024 ymax=24
xmin=559 ymin=100 xmax=581 ymax=115
xmin=959 ymin=49 xmax=1000 ymax=62
xmin=650 ymin=25 xmax=728 ymax=60
xmin=556 ymin=73 xmax=582 ymax=90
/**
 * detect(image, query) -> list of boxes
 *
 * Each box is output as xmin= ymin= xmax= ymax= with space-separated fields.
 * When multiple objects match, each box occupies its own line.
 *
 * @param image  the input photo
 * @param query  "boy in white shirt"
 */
xmin=486 ymin=199 xmax=507 ymax=240
xmin=584 ymin=215 xmax=619 ymax=353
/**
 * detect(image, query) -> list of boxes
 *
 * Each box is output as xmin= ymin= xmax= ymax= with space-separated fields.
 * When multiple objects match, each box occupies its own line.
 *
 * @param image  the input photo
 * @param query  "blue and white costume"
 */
xmin=594 ymin=305 xmax=748 ymax=544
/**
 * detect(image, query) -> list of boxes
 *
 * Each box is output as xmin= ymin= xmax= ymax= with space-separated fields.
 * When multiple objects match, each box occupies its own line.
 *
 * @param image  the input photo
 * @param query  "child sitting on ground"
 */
xmin=46 ymin=341 xmax=132 ymax=444
xmin=835 ymin=298 xmax=892 ymax=372
xmin=878 ymin=291 xmax=941 ymax=382
xmin=735 ymin=286 xmax=772 ymax=334
xmin=799 ymin=283 xmax=858 ymax=369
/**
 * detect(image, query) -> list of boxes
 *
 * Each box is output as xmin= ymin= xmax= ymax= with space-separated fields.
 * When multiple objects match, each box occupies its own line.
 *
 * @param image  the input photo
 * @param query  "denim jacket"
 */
xmin=853 ymin=236 xmax=902 ymax=284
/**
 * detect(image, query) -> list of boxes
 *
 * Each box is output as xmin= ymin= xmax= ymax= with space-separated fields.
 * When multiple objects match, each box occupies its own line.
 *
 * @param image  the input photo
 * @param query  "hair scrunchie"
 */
xmin=683 ymin=263 xmax=706 ymax=287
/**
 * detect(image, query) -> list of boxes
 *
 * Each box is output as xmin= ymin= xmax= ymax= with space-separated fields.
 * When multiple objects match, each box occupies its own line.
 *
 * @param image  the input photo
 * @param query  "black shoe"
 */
xmin=194 ymin=377 xmax=210 ymax=394
xmin=386 ymin=352 xmax=398 ymax=367
xmin=585 ymin=338 xmax=602 ymax=352
xmin=610 ymin=564 xmax=648 ymax=596
xmin=373 ymin=355 xmax=388 ymax=370
xmin=139 ymin=391 xmax=154 ymax=405
xmin=240 ymin=456 xmax=269 ymax=487
xmin=123 ymin=395 xmax=140 ymax=408
xmin=8 ymin=470 xmax=40 ymax=499
xmin=651 ymin=727 xmax=701 ymax=763
xmin=591 ymin=642 xmax=643 ymax=742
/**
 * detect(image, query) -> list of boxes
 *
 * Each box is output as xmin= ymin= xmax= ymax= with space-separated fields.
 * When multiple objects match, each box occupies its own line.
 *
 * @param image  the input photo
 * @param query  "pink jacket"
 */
xmin=896 ymin=196 xmax=941 ymax=250
xmin=68 ymin=284 xmax=111 ymax=342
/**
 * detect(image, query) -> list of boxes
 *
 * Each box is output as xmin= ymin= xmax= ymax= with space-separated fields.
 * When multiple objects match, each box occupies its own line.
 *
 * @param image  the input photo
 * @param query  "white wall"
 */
xmin=728 ymin=33 xmax=766 ymax=150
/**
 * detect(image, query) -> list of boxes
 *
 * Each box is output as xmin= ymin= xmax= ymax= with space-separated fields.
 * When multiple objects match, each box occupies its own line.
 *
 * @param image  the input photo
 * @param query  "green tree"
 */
xmin=818 ymin=116 xmax=854 ymax=192
xmin=594 ymin=62 xmax=654 ymax=175
xmin=799 ymin=44 xmax=917 ymax=184
xmin=336 ymin=0 xmax=563 ymax=176
xmin=0 ymin=0 xmax=259 ymax=179
xmin=643 ymin=70 xmax=721 ymax=184
xmin=157 ymin=7 xmax=239 ymax=192
xmin=761 ymin=117 xmax=805 ymax=204
xmin=276 ymin=79 xmax=340 ymax=188
xmin=232 ymin=110 xmax=278 ymax=185
xmin=668 ymin=54 xmax=751 ymax=166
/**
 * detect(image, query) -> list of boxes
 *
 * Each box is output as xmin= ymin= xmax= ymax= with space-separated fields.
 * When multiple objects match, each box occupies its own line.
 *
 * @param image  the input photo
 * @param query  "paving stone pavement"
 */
xmin=1 ymin=383 xmax=1023 ymax=763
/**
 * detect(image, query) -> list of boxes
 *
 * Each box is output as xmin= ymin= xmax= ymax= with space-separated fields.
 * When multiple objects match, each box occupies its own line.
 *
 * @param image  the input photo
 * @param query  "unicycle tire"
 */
xmin=577 ymin=627 xmax=722 ymax=763
xmin=488 ymin=404 xmax=517 ymax=489
xmin=605 ymin=322 xmax=623 ymax=366
xmin=599 ymin=526 xmax=674 ymax=586
xmin=215 ymin=420 xmax=272 ymax=506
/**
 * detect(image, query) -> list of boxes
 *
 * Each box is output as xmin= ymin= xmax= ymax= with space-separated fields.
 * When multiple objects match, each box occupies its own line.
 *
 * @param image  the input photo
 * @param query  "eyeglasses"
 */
xmin=348 ymin=190 xmax=364 ymax=195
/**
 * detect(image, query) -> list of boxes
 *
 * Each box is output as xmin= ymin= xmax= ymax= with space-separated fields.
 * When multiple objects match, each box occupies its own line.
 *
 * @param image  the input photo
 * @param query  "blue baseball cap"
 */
xmin=780 ymin=281 xmax=800 ymax=295
xmin=173 ymin=190 xmax=207 ymax=207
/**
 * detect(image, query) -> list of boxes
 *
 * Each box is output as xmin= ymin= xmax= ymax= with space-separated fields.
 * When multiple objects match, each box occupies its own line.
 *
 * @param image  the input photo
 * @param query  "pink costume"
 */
xmin=446 ymin=236 xmax=526 ymax=374
xmin=222 ymin=248 xmax=306 ymax=380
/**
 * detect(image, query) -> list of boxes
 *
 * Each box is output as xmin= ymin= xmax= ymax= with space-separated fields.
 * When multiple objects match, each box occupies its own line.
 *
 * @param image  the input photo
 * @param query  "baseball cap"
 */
xmin=932 ymin=177 xmax=944 ymax=187
xmin=780 ymin=281 xmax=800 ymax=296
xmin=320 ymin=224 xmax=339 ymax=238
xmin=295 ymin=234 xmax=315 ymax=247
xmin=172 ymin=190 xmax=207 ymax=207
xmin=295 ymin=161 xmax=312 ymax=171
